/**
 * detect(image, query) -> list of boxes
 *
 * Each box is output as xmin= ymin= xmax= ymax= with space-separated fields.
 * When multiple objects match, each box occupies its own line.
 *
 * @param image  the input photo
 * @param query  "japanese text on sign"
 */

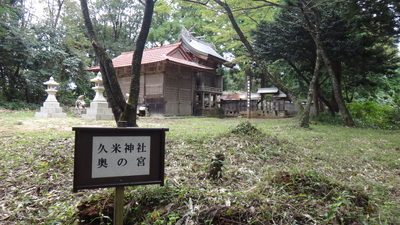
xmin=92 ymin=136 xmax=151 ymax=178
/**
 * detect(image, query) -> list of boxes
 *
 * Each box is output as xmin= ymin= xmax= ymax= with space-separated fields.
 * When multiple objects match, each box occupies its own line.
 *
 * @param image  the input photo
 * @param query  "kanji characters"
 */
xmin=97 ymin=158 xmax=108 ymax=168
xmin=125 ymin=143 xmax=135 ymax=153
xmin=111 ymin=143 xmax=121 ymax=153
xmin=97 ymin=144 xmax=107 ymax=153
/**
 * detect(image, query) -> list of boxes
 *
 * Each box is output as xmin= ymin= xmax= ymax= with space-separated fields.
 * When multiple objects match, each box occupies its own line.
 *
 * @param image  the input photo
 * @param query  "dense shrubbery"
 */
xmin=313 ymin=101 xmax=399 ymax=130
xmin=313 ymin=112 xmax=344 ymax=126
xmin=347 ymin=101 xmax=399 ymax=129
xmin=0 ymin=99 xmax=39 ymax=110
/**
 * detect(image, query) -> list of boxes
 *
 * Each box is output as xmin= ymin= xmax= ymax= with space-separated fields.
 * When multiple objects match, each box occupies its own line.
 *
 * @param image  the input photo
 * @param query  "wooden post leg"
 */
xmin=114 ymin=186 xmax=124 ymax=225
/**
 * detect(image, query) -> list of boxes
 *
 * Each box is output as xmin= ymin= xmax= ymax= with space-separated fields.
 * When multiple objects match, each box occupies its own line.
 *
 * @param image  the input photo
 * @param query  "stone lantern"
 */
xmin=91 ymin=72 xmax=107 ymax=102
xmin=82 ymin=72 xmax=114 ymax=120
xmin=35 ymin=76 xmax=66 ymax=118
xmin=44 ymin=76 xmax=59 ymax=102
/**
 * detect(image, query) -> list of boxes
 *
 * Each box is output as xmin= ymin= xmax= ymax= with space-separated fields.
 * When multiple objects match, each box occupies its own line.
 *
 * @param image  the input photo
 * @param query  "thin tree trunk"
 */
xmin=121 ymin=0 xmax=155 ymax=127
xmin=53 ymin=0 xmax=64 ymax=28
xmin=300 ymin=48 xmax=321 ymax=128
xmin=80 ymin=0 xmax=126 ymax=123
xmin=298 ymin=0 xmax=355 ymax=127
xmin=285 ymin=58 xmax=333 ymax=115
xmin=311 ymin=78 xmax=319 ymax=116
xmin=313 ymin=34 xmax=355 ymax=126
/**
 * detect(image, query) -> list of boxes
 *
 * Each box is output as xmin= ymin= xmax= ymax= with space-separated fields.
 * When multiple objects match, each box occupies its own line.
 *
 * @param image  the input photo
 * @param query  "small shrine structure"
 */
xmin=220 ymin=88 xmax=296 ymax=117
xmin=35 ymin=76 xmax=66 ymax=118
xmin=82 ymin=72 xmax=114 ymax=120
xmin=85 ymin=28 xmax=228 ymax=116
xmin=220 ymin=93 xmax=260 ymax=117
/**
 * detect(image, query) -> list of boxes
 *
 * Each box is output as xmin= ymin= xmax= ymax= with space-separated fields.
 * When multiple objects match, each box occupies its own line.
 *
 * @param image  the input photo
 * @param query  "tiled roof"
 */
xmin=165 ymin=56 xmax=212 ymax=70
xmin=85 ymin=42 xmax=213 ymax=71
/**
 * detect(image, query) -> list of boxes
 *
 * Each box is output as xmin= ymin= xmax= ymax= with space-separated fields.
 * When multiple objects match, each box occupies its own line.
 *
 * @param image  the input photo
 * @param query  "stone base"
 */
xmin=35 ymin=101 xmax=66 ymax=118
xmin=82 ymin=102 xmax=114 ymax=120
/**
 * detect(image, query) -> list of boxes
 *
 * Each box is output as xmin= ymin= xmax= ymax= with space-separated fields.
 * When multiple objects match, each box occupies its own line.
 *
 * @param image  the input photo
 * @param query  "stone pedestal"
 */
xmin=35 ymin=101 xmax=67 ymax=118
xmin=35 ymin=77 xmax=66 ymax=118
xmin=82 ymin=72 xmax=114 ymax=120
xmin=82 ymin=102 xmax=114 ymax=120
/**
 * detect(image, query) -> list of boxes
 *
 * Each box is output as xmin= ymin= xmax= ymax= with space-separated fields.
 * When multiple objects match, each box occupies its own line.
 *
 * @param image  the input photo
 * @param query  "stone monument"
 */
xmin=35 ymin=76 xmax=66 ymax=118
xmin=73 ymin=95 xmax=87 ymax=117
xmin=82 ymin=72 xmax=114 ymax=120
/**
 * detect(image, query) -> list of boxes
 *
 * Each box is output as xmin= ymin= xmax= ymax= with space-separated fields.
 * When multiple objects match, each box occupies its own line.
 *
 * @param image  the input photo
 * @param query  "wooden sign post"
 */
xmin=72 ymin=127 xmax=168 ymax=224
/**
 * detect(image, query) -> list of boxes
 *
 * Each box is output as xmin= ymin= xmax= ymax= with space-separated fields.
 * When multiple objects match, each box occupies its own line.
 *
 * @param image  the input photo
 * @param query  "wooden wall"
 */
xmin=116 ymin=62 xmax=197 ymax=116
xmin=221 ymin=100 xmax=258 ymax=116
xmin=144 ymin=73 xmax=164 ymax=115
xmin=164 ymin=63 xmax=195 ymax=116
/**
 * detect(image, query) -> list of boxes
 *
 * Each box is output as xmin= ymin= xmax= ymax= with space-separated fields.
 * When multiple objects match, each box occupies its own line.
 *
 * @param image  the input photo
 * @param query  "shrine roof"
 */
xmin=85 ymin=42 xmax=213 ymax=71
xmin=179 ymin=28 xmax=226 ymax=63
xmin=221 ymin=93 xmax=261 ymax=100
xmin=257 ymin=87 xmax=288 ymax=99
xmin=257 ymin=87 xmax=279 ymax=94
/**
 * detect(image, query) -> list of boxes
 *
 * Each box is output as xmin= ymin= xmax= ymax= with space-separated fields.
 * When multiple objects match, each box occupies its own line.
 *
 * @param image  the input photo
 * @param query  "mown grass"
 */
xmin=0 ymin=110 xmax=399 ymax=224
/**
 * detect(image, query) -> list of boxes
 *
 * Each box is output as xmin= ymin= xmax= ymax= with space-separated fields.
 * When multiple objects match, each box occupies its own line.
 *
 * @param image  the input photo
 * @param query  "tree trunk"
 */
xmin=311 ymin=79 xmax=319 ymax=116
xmin=80 ymin=0 xmax=126 ymax=123
xmin=329 ymin=61 xmax=341 ymax=114
xmin=285 ymin=58 xmax=333 ymax=115
xmin=53 ymin=0 xmax=64 ymax=28
xmin=313 ymin=34 xmax=355 ymax=126
xmin=300 ymin=48 xmax=321 ymax=128
xmin=297 ymin=0 xmax=355 ymax=127
xmin=121 ymin=0 xmax=155 ymax=127
xmin=260 ymin=68 xmax=266 ymax=112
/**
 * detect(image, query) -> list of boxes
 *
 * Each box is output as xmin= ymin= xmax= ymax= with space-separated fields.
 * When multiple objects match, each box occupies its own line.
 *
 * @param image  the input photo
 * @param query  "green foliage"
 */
xmin=91 ymin=0 xmax=144 ymax=55
xmin=0 ymin=99 xmax=38 ymax=110
xmin=315 ymin=100 xmax=400 ymax=130
xmin=223 ymin=67 xmax=245 ymax=92
xmin=313 ymin=112 xmax=344 ymax=126
xmin=252 ymin=0 xmax=400 ymax=115
xmin=348 ymin=101 xmax=400 ymax=129
xmin=0 ymin=0 xmax=93 ymax=107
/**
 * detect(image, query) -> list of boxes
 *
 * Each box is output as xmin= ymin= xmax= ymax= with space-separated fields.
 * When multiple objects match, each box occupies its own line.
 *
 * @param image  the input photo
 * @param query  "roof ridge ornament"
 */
xmin=179 ymin=26 xmax=226 ymax=62
xmin=179 ymin=26 xmax=217 ymax=51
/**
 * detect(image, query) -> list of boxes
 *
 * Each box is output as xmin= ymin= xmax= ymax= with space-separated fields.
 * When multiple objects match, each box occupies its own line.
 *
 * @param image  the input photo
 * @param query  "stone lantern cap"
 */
xmin=90 ymin=72 xmax=103 ymax=85
xmin=44 ymin=76 xmax=59 ymax=87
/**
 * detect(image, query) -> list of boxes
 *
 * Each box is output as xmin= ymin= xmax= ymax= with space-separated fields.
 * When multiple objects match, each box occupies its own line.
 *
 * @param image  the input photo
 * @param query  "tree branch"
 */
xmin=182 ymin=0 xmax=209 ymax=6
xmin=80 ymin=0 xmax=126 ymax=123
xmin=251 ymin=0 xmax=291 ymax=10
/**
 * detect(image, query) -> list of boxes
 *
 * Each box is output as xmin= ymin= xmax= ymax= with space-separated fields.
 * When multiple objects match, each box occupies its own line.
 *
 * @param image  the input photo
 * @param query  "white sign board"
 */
xmin=92 ymin=136 xmax=151 ymax=178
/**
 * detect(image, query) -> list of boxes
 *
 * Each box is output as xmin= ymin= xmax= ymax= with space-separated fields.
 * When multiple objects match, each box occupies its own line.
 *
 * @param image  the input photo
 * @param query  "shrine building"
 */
xmin=85 ymin=29 xmax=227 ymax=116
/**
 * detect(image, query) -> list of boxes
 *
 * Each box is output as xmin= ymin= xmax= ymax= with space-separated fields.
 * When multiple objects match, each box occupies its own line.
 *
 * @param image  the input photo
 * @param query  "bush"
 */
xmin=0 ymin=99 xmax=39 ymax=110
xmin=313 ymin=112 xmax=344 ymax=126
xmin=347 ymin=101 xmax=399 ymax=129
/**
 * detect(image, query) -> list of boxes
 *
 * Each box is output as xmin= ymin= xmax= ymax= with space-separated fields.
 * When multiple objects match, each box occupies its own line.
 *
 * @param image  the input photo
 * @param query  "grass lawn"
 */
xmin=0 ymin=110 xmax=399 ymax=224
